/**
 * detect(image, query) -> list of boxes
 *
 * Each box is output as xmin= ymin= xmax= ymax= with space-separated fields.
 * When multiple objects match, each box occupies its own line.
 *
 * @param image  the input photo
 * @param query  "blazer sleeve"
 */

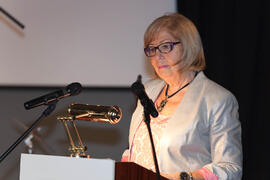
xmin=203 ymin=92 xmax=243 ymax=179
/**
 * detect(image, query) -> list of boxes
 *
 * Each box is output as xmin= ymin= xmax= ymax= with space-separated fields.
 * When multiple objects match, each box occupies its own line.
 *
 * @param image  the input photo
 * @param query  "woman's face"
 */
xmin=147 ymin=30 xmax=182 ymax=80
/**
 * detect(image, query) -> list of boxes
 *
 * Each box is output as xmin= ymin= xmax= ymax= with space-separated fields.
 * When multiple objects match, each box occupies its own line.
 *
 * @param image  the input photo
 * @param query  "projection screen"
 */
xmin=0 ymin=0 xmax=176 ymax=87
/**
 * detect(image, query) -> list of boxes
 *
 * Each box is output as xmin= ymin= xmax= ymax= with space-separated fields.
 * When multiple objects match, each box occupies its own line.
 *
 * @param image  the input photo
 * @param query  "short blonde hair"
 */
xmin=144 ymin=13 xmax=206 ymax=72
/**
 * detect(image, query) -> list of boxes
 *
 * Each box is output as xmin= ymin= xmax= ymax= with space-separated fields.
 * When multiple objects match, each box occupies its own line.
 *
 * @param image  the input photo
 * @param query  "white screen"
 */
xmin=0 ymin=0 xmax=176 ymax=87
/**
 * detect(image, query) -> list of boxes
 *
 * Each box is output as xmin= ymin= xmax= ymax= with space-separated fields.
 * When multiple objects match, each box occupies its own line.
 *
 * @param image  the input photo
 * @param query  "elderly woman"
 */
xmin=122 ymin=13 xmax=242 ymax=180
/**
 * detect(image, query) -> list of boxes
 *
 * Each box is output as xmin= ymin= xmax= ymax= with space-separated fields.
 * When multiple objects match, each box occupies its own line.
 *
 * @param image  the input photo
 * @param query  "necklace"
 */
xmin=157 ymin=81 xmax=191 ymax=112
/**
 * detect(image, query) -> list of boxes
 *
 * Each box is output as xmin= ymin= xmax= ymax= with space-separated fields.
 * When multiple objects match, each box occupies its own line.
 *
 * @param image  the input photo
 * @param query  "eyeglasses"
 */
xmin=144 ymin=41 xmax=181 ymax=57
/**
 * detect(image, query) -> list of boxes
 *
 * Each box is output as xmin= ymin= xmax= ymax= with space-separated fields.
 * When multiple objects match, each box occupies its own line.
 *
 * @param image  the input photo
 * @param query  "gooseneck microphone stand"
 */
xmin=131 ymin=75 xmax=161 ymax=180
xmin=143 ymin=108 xmax=161 ymax=180
xmin=0 ymin=101 xmax=57 ymax=163
xmin=0 ymin=6 xmax=25 ymax=29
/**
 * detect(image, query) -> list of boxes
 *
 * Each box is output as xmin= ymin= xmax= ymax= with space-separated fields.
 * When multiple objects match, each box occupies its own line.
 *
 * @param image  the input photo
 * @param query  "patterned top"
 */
xmin=129 ymin=114 xmax=170 ymax=171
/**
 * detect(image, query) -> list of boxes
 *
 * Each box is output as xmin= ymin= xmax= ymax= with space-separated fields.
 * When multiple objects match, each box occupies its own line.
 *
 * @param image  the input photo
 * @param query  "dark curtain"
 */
xmin=177 ymin=1 xmax=270 ymax=179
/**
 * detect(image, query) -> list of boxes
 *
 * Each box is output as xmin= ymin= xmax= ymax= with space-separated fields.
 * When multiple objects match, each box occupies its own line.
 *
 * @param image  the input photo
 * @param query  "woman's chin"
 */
xmin=156 ymin=71 xmax=173 ymax=80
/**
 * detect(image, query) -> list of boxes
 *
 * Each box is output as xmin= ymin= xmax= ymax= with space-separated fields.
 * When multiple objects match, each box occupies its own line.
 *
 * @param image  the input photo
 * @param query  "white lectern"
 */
xmin=20 ymin=153 xmax=115 ymax=180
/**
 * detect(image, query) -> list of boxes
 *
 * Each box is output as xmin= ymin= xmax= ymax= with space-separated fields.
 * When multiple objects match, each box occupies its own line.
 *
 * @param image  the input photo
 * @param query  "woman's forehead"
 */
xmin=149 ymin=30 xmax=176 ymax=45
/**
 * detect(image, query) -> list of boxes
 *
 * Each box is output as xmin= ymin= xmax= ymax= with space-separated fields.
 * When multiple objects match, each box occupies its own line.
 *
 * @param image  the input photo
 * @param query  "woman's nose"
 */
xmin=155 ymin=50 xmax=164 ymax=60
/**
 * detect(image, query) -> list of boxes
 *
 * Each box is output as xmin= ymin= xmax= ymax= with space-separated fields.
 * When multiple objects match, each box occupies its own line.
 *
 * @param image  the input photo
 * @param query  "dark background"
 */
xmin=178 ymin=0 xmax=270 ymax=179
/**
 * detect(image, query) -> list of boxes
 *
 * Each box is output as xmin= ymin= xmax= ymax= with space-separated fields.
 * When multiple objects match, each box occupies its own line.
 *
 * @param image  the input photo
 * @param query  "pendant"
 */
xmin=157 ymin=99 xmax=168 ymax=112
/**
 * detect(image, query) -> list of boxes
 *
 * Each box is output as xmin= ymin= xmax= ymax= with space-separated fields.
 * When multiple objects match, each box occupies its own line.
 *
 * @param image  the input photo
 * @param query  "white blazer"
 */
xmin=125 ymin=71 xmax=242 ymax=179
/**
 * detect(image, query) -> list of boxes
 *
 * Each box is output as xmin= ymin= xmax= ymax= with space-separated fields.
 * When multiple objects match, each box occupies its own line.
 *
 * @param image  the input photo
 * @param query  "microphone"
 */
xmin=131 ymin=75 xmax=159 ymax=118
xmin=24 ymin=82 xmax=82 ymax=110
xmin=68 ymin=103 xmax=122 ymax=124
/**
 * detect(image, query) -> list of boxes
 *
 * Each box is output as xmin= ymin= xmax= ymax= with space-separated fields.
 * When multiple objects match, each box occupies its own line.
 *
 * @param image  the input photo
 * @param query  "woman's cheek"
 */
xmin=151 ymin=59 xmax=158 ymax=70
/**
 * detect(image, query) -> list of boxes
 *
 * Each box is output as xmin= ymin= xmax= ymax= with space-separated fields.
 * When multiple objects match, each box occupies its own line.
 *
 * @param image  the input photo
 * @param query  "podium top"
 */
xmin=20 ymin=154 xmax=115 ymax=180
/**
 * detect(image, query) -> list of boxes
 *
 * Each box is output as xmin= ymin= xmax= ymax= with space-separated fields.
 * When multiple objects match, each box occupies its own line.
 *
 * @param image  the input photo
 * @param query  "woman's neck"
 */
xmin=165 ymin=70 xmax=195 ymax=94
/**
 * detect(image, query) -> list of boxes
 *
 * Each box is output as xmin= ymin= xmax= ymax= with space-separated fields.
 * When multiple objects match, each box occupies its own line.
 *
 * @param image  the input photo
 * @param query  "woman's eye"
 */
xmin=149 ymin=47 xmax=156 ymax=52
xmin=160 ymin=44 xmax=170 ymax=50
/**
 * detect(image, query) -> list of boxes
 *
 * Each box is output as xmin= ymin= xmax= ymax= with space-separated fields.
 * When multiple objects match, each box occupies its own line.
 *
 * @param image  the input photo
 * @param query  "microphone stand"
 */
xmin=143 ymin=108 xmax=161 ymax=180
xmin=0 ymin=6 xmax=25 ymax=29
xmin=0 ymin=101 xmax=57 ymax=163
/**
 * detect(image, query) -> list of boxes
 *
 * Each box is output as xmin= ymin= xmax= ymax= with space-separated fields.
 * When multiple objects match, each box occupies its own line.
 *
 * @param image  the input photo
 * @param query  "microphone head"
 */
xmin=131 ymin=75 xmax=144 ymax=92
xmin=66 ymin=82 xmax=82 ymax=96
xmin=131 ymin=82 xmax=145 ymax=97
xmin=131 ymin=75 xmax=159 ymax=118
xmin=137 ymin=74 xmax=142 ymax=83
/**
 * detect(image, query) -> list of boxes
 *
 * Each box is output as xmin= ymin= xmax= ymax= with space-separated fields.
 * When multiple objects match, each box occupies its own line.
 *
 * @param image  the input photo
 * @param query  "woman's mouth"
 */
xmin=158 ymin=65 xmax=169 ymax=69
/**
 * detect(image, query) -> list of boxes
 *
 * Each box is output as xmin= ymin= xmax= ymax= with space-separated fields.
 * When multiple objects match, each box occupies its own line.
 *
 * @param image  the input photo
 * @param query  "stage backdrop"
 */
xmin=0 ymin=0 xmax=176 ymax=87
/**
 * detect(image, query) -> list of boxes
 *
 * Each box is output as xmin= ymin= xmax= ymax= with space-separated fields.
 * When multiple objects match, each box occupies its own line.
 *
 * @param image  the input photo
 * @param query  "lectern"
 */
xmin=115 ymin=162 xmax=168 ymax=180
xmin=20 ymin=154 xmax=168 ymax=180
